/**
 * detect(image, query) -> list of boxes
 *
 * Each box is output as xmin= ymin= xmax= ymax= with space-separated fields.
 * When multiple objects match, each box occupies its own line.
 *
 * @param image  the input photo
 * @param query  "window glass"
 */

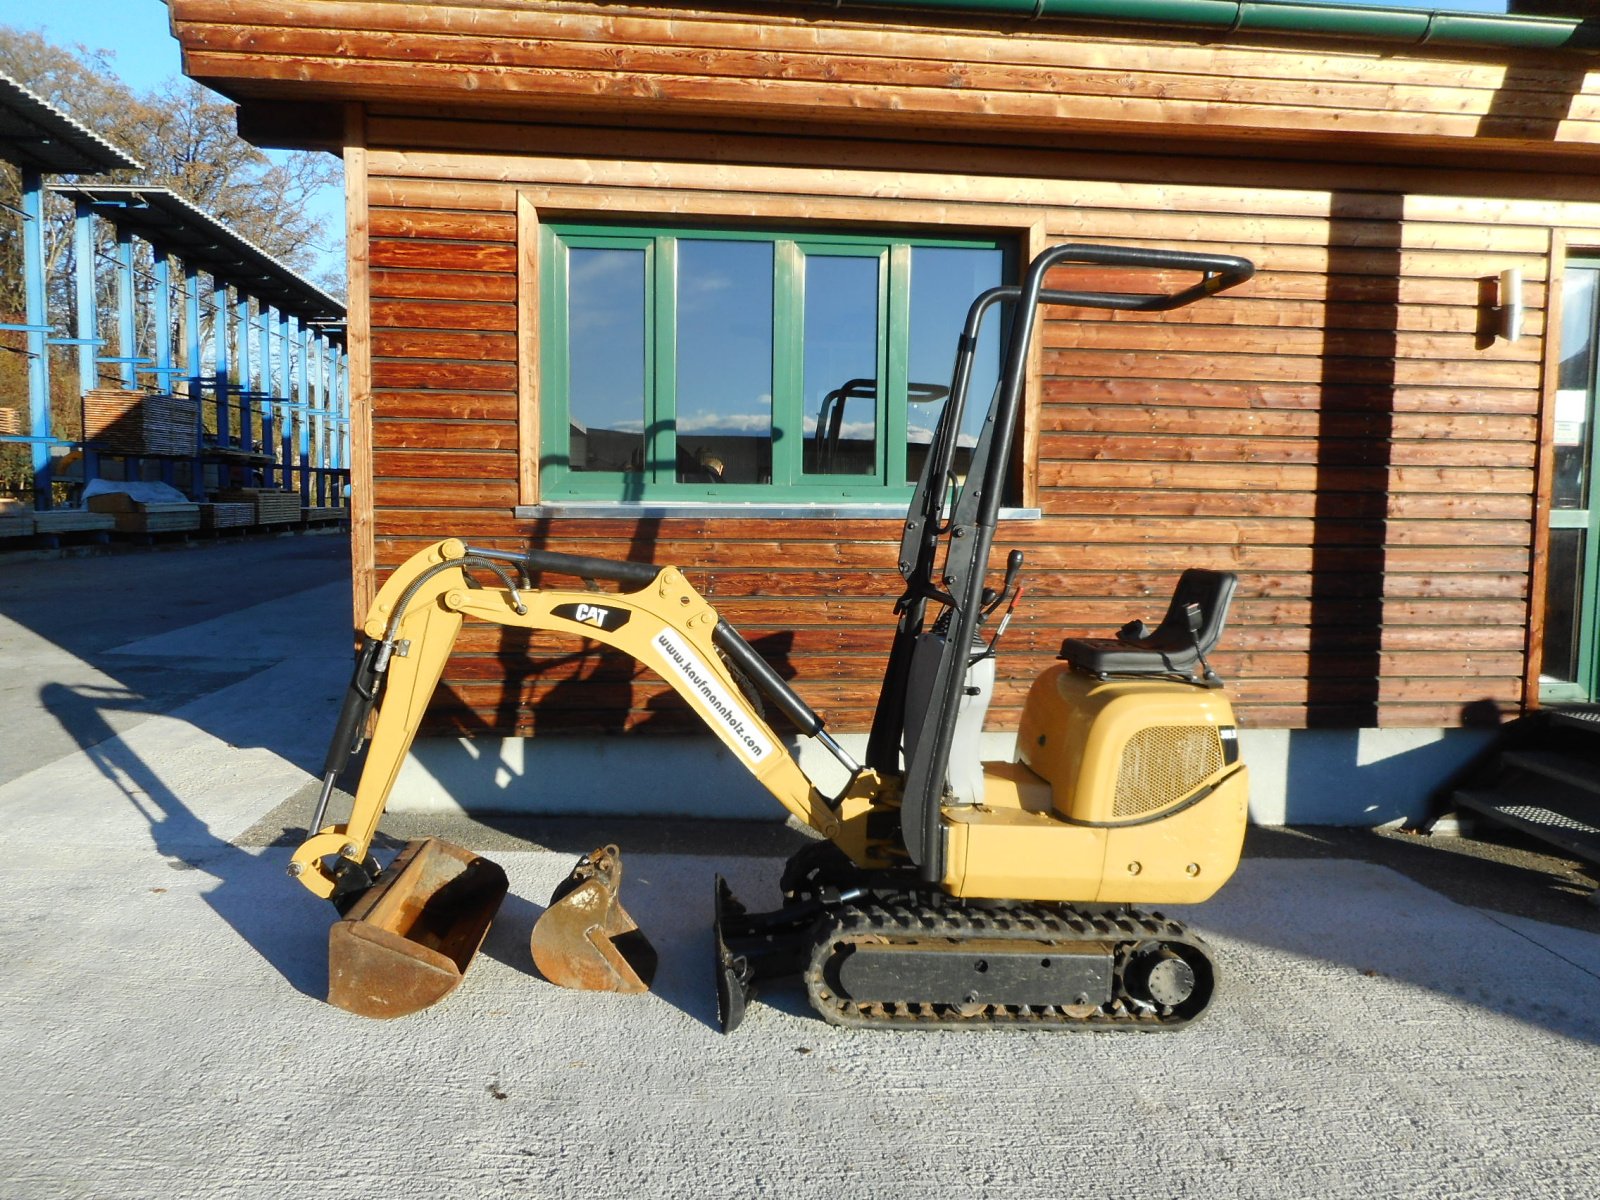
xmin=675 ymin=240 xmax=774 ymax=485
xmin=907 ymin=245 xmax=1005 ymax=483
xmin=1556 ymin=268 xmax=1596 ymax=510
xmin=543 ymin=226 xmax=1009 ymax=501
xmin=803 ymin=254 xmax=881 ymax=477
xmin=568 ymin=246 xmax=646 ymax=474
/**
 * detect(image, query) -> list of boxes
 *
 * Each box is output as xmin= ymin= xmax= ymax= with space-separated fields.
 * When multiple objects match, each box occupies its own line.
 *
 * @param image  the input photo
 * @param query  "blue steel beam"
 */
xmin=21 ymin=169 xmax=51 ymax=508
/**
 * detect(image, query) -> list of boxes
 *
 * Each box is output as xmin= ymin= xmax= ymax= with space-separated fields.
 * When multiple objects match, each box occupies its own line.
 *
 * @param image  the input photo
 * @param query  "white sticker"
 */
xmin=652 ymin=629 xmax=773 ymax=764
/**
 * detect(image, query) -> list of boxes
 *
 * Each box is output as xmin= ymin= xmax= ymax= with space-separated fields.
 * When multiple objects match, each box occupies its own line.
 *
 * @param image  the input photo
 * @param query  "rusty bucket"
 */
xmin=530 ymin=844 xmax=657 ymax=993
xmin=327 ymin=837 xmax=509 ymax=1019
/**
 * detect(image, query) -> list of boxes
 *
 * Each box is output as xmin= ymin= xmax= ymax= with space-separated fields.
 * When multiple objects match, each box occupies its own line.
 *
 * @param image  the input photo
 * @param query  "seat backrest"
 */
xmin=1132 ymin=569 xmax=1237 ymax=657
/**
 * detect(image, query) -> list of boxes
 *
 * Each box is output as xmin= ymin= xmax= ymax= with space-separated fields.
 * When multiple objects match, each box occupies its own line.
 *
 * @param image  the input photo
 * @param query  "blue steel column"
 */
xmin=259 ymin=303 xmax=276 ymax=487
xmin=213 ymin=276 xmax=231 ymax=452
xmin=279 ymin=309 xmax=295 ymax=499
xmin=298 ymin=320 xmax=313 ymax=506
xmin=20 ymin=169 xmax=52 ymax=508
xmin=185 ymin=260 xmax=205 ymax=499
xmin=116 ymin=228 xmax=138 ymax=388
xmin=73 ymin=198 xmax=100 ymax=490
xmin=235 ymin=292 xmax=252 ymax=458
xmin=152 ymin=248 xmax=176 ymax=489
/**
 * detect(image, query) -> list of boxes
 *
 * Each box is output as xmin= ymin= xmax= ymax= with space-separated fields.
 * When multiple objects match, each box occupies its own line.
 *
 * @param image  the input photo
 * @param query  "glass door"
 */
xmin=1541 ymin=260 xmax=1600 ymax=702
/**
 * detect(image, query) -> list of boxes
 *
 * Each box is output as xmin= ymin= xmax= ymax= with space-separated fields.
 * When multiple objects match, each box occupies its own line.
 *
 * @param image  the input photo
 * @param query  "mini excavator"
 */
xmin=290 ymin=242 xmax=1256 ymax=1029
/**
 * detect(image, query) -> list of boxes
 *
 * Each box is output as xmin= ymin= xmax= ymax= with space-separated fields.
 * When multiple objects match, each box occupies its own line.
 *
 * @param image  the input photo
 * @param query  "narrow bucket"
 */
xmin=327 ymin=837 xmax=509 ymax=1019
xmin=530 ymin=845 xmax=657 ymax=993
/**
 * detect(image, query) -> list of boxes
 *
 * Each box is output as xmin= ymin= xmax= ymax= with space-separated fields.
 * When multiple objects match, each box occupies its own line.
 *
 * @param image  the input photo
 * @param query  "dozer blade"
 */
xmin=327 ymin=837 xmax=509 ymax=1019
xmin=530 ymin=844 xmax=657 ymax=993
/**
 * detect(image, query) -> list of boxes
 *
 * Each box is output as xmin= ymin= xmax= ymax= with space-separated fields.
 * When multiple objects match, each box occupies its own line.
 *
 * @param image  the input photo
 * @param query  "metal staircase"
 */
xmin=1441 ymin=707 xmax=1600 ymax=890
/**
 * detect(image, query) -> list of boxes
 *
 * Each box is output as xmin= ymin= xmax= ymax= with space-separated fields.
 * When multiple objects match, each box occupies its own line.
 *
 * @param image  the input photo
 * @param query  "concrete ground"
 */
xmin=2 ymin=535 xmax=1599 ymax=1199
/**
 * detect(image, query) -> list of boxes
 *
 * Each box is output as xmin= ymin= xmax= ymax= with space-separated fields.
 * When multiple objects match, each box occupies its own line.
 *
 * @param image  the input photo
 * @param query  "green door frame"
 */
xmin=1541 ymin=256 xmax=1600 ymax=705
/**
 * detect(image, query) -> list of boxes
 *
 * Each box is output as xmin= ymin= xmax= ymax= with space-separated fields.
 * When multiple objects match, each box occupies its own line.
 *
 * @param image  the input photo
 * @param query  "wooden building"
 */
xmin=170 ymin=0 xmax=1600 ymax=823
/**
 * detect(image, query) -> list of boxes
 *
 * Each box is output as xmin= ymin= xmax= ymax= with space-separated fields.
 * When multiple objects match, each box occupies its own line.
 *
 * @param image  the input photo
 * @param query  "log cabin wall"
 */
xmin=171 ymin=0 xmax=1600 ymax=745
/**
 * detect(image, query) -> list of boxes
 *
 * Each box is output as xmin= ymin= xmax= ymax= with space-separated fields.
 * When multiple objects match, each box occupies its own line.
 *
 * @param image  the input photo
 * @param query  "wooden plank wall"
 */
xmin=174 ymin=0 xmax=1600 ymax=156
xmin=357 ymin=112 xmax=1600 ymax=737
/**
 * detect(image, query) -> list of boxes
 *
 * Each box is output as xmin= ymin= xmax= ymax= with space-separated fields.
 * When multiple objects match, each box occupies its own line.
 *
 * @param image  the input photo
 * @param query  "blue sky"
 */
xmin=9 ymin=2 xmax=347 ymax=282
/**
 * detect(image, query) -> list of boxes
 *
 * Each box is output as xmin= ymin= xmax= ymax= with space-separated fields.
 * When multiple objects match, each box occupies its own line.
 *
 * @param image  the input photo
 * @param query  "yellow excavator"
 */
xmin=290 ymin=242 xmax=1256 ymax=1028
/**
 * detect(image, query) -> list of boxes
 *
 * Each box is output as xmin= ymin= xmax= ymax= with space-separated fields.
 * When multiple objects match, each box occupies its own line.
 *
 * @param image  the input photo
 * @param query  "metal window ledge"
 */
xmin=514 ymin=502 xmax=1043 ymax=521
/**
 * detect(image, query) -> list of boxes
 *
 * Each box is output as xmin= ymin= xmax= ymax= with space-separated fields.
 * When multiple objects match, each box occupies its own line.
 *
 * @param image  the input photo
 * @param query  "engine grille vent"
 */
xmin=1112 ymin=725 xmax=1225 ymax=818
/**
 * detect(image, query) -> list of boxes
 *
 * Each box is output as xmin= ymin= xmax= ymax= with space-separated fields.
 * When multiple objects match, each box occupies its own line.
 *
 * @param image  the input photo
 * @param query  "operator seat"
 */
xmin=1057 ymin=569 xmax=1237 ymax=686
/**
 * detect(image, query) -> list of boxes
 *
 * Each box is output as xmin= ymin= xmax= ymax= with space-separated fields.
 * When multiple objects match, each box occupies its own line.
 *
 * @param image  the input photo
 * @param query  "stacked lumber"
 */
xmin=200 ymin=502 xmax=255 ymax=530
xmin=0 ymin=407 xmax=20 ymax=436
xmin=0 ymin=497 xmax=34 ymax=538
xmin=303 ymin=506 xmax=346 ymax=523
xmin=212 ymin=487 xmax=301 ymax=525
xmin=112 ymin=504 xmax=201 ymax=534
xmin=32 ymin=509 xmax=115 ymax=535
xmin=83 ymin=389 xmax=198 ymax=456
xmin=87 ymin=490 xmax=201 ymax=534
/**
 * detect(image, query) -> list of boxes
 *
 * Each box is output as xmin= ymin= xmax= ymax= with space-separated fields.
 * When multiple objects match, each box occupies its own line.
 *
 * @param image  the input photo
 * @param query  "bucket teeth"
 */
xmin=326 ymin=837 xmax=508 ymax=1019
xmin=713 ymin=876 xmax=756 ymax=1033
xmin=530 ymin=845 xmax=657 ymax=993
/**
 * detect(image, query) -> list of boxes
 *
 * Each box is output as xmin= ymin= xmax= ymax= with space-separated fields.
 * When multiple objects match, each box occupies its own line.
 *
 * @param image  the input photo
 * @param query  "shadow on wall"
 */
xmin=407 ymin=514 xmax=812 ymax=819
xmin=1270 ymin=703 xmax=1503 ymax=825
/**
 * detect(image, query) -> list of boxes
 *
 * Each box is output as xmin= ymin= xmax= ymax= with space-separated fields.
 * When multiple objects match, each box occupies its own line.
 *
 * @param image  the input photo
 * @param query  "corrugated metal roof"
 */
xmin=51 ymin=183 xmax=345 ymax=330
xmin=0 ymin=72 xmax=142 ymax=175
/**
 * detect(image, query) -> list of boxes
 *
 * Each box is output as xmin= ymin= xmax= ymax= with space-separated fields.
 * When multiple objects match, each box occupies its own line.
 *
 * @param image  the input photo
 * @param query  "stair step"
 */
xmin=1546 ymin=705 xmax=1600 ymax=738
xmin=1453 ymin=787 xmax=1600 ymax=866
xmin=1501 ymin=749 xmax=1600 ymax=797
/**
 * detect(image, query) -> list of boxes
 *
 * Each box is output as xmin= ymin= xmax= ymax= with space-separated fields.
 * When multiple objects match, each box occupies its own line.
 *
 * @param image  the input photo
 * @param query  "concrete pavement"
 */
xmin=2 ymin=535 xmax=1598 ymax=1199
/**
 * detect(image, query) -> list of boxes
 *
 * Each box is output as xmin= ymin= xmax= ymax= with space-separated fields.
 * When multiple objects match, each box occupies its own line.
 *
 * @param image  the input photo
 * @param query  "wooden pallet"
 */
xmin=83 ymin=389 xmax=198 ymax=457
xmin=32 ymin=510 xmax=116 ymax=535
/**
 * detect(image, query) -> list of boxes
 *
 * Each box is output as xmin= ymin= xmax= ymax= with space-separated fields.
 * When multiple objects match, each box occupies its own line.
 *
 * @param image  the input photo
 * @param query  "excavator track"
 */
xmin=801 ymin=895 xmax=1216 ymax=1031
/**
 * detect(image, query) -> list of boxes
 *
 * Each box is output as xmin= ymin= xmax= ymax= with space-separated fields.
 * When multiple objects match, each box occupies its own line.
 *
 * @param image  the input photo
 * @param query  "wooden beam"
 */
xmin=344 ymin=102 xmax=376 ymax=627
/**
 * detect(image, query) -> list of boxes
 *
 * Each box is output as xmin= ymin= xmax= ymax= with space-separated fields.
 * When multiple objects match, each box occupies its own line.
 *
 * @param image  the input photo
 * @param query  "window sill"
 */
xmin=515 ymin=501 xmax=1043 ymax=521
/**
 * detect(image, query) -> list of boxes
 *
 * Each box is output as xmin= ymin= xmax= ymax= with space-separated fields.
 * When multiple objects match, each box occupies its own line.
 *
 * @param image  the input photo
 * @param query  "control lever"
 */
xmin=975 ymin=550 xmax=1025 ymax=661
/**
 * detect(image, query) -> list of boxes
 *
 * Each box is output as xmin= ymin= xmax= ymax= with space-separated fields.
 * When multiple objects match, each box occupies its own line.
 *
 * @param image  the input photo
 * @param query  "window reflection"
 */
xmin=568 ymin=247 xmax=646 ymax=473
xmin=675 ymin=240 xmax=774 ymax=485
xmin=907 ymin=246 xmax=1004 ymax=482
xmin=1555 ymin=268 xmax=1597 ymax=511
xmin=804 ymin=255 xmax=880 ymax=476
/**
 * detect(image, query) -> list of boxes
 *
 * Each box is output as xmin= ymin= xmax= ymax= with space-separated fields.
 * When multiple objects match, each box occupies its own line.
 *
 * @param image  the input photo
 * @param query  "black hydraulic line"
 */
xmin=308 ymin=638 xmax=385 ymax=837
xmin=713 ymin=621 xmax=825 ymax=738
xmin=469 ymin=544 xmax=661 ymax=588
xmin=521 ymin=546 xmax=661 ymax=587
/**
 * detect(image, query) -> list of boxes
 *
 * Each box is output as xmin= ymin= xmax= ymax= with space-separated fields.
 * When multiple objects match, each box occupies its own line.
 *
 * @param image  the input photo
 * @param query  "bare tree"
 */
xmin=0 ymin=26 xmax=343 ymax=296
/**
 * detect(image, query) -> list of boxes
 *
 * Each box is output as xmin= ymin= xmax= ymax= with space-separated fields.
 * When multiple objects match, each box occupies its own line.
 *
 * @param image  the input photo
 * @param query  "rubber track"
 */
xmin=801 ymin=896 xmax=1216 ymax=1031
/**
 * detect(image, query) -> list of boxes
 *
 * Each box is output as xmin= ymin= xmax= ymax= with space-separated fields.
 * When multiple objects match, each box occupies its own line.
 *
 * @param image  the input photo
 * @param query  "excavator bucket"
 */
xmin=327 ymin=837 xmax=509 ymax=1019
xmin=530 ymin=845 xmax=657 ymax=992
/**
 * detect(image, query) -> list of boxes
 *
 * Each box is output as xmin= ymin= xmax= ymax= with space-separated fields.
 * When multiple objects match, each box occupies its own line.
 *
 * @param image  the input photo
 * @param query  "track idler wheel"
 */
xmin=531 ymin=845 xmax=657 ymax=993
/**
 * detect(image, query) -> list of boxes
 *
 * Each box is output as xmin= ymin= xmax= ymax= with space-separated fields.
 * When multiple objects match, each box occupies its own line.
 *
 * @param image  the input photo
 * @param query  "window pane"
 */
xmin=568 ymin=247 xmax=646 ymax=474
xmin=1541 ymin=527 xmax=1586 ymax=684
xmin=803 ymin=254 xmax=880 ymax=476
xmin=1556 ymin=268 xmax=1597 ymax=511
xmin=676 ymin=240 xmax=774 ymax=485
xmin=907 ymin=246 xmax=1005 ymax=483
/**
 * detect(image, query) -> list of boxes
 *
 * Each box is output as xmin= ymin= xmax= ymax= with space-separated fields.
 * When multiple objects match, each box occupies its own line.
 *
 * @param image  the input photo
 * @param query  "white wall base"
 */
xmin=391 ymin=725 xmax=1496 ymax=827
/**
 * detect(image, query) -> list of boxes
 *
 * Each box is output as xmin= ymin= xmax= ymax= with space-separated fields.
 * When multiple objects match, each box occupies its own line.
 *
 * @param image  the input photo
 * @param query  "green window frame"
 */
xmin=538 ymin=223 xmax=1011 ymax=503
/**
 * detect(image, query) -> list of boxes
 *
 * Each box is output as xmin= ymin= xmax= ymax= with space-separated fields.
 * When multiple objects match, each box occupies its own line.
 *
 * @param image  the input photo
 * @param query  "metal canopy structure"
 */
xmin=0 ymin=72 xmax=142 ymax=175
xmin=53 ymin=183 xmax=345 ymax=332
xmin=0 ymin=76 xmax=349 ymax=524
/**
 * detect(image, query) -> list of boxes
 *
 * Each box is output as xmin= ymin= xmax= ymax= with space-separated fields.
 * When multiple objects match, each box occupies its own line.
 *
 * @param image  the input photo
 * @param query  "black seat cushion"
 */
xmin=1058 ymin=569 xmax=1237 ymax=679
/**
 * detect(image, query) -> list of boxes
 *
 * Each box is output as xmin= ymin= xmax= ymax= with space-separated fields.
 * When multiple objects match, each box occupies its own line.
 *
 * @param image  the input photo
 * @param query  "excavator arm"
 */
xmin=290 ymin=537 xmax=843 ymax=901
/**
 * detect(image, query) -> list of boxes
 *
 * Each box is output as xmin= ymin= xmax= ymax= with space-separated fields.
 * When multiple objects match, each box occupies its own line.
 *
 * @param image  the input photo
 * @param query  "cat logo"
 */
xmin=552 ymin=601 xmax=631 ymax=633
